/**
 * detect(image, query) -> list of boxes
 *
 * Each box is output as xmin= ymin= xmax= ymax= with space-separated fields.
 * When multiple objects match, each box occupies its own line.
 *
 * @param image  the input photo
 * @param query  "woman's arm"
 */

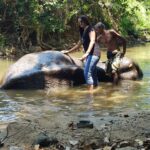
xmin=62 ymin=41 xmax=82 ymax=54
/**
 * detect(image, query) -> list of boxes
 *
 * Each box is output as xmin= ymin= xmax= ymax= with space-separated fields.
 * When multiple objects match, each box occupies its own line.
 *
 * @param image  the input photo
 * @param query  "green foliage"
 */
xmin=39 ymin=1 xmax=65 ymax=32
xmin=109 ymin=0 xmax=150 ymax=36
xmin=0 ymin=0 xmax=150 ymax=56
xmin=0 ymin=34 xmax=5 ymax=48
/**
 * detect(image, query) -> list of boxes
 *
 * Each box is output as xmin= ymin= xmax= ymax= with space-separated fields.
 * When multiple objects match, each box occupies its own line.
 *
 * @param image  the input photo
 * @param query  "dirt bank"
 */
xmin=0 ymin=110 xmax=150 ymax=150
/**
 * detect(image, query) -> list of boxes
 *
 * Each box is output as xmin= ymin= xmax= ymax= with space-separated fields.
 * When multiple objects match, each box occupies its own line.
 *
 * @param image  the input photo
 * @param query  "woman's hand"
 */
xmin=61 ymin=50 xmax=69 ymax=54
xmin=79 ymin=53 xmax=89 ymax=61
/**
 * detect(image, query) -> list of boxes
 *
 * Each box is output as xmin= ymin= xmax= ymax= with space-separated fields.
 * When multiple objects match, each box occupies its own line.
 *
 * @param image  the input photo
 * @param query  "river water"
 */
xmin=0 ymin=44 xmax=150 ymax=124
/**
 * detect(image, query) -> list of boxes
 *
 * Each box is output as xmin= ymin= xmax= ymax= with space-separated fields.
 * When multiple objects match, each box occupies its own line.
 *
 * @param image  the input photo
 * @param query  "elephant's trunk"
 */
xmin=134 ymin=62 xmax=143 ymax=79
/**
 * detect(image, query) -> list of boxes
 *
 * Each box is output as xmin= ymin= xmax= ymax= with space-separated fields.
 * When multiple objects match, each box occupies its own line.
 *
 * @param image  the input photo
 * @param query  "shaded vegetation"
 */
xmin=0 ymin=0 xmax=150 ymax=57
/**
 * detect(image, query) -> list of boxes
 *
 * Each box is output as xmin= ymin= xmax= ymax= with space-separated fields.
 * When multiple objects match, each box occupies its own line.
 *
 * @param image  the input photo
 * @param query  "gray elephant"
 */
xmin=0 ymin=51 xmax=143 ymax=89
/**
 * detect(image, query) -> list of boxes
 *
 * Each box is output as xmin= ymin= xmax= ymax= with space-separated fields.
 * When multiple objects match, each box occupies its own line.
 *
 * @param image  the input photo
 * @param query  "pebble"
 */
xmin=69 ymin=140 xmax=78 ymax=145
xmin=34 ymin=145 xmax=40 ymax=150
xmin=124 ymin=114 xmax=129 ymax=118
xmin=104 ymin=136 xmax=110 ymax=144
xmin=116 ymin=147 xmax=137 ymax=150
xmin=9 ymin=146 xmax=24 ymax=150
xmin=103 ymin=146 xmax=112 ymax=150
xmin=65 ymin=146 xmax=71 ymax=150
xmin=119 ymin=141 xmax=130 ymax=148
xmin=135 ymin=139 xmax=144 ymax=146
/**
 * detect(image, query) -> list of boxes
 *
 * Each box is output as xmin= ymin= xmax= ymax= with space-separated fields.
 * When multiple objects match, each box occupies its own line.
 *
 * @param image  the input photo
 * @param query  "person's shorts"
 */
xmin=106 ymin=52 xmax=121 ymax=75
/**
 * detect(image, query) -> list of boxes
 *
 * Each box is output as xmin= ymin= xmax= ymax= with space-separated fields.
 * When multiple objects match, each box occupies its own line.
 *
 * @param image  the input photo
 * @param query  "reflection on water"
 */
xmin=0 ymin=43 xmax=150 ymax=123
xmin=0 ymin=59 xmax=13 ymax=84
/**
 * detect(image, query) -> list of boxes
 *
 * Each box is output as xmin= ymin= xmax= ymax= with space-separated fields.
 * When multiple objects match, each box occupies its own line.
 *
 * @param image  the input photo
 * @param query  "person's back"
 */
xmin=97 ymin=29 xmax=125 ymax=52
xmin=98 ymin=29 xmax=122 ymax=52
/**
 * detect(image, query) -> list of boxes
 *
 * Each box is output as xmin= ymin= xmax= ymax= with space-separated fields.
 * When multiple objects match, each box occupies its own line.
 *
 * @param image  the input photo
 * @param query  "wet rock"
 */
xmin=89 ymin=141 xmax=100 ymax=149
xmin=56 ymin=144 xmax=65 ymax=150
xmin=69 ymin=140 xmax=78 ymax=146
xmin=104 ymin=136 xmax=110 ymax=144
xmin=109 ymin=120 xmax=114 ymax=124
xmin=9 ymin=146 xmax=24 ymax=150
xmin=135 ymin=139 xmax=143 ymax=146
xmin=119 ymin=141 xmax=130 ymax=148
xmin=77 ymin=120 xmax=93 ymax=129
xmin=103 ymin=112 xmax=110 ymax=116
xmin=100 ymin=124 xmax=106 ymax=129
xmin=143 ymin=138 xmax=150 ymax=149
xmin=34 ymin=145 xmax=39 ymax=150
xmin=34 ymin=133 xmax=58 ymax=148
xmin=103 ymin=146 xmax=112 ymax=150
xmin=145 ymin=132 xmax=150 ymax=138
xmin=104 ymin=133 xmax=110 ymax=144
xmin=124 ymin=114 xmax=129 ymax=118
xmin=111 ymin=142 xmax=118 ymax=150
xmin=65 ymin=146 xmax=71 ymax=150
xmin=0 ymin=141 xmax=4 ymax=148
xmin=116 ymin=146 xmax=137 ymax=150
xmin=79 ymin=139 xmax=100 ymax=150
xmin=68 ymin=121 xmax=76 ymax=130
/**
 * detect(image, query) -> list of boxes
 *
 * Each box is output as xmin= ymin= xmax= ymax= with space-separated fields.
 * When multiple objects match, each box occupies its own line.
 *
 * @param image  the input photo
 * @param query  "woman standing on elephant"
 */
xmin=62 ymin=15 xmax=100 ymax=92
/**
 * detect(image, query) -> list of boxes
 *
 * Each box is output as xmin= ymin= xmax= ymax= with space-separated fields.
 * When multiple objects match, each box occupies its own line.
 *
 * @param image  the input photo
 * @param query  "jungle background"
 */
xmin=0 ymin=0 xmax=150 ymax=58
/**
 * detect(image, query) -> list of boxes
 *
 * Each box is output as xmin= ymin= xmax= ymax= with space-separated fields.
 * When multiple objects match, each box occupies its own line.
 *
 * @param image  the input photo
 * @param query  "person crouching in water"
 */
xmin=62 ymin=15 xmax=100 ymax=92
xmin=94 ymin=22 xmax=126 ymax=84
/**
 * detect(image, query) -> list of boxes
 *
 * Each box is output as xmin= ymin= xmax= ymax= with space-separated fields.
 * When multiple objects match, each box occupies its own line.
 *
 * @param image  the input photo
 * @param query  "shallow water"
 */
xmin=0 ymin=43 xmax=150 ymax=123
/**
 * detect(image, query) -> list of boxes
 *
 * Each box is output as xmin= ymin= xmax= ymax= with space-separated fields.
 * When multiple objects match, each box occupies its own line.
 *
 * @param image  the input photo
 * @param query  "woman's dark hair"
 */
xmin=78 ymin=15 xmax=90 ymax=36
xmin=78 ymin=15 xmax=90 ymax=25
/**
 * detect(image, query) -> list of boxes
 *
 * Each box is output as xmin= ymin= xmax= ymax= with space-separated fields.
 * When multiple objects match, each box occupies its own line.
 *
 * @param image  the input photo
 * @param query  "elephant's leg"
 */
xmin=44 ymin=75 xmax=73 ymax=90
xmin=44 ymin=67 xmax=85 ymax=90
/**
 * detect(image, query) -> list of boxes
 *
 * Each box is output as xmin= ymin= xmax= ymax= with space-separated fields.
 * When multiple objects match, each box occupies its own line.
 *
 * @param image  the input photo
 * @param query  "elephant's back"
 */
xmin=1 ymin=51 xmax=80 ymax=89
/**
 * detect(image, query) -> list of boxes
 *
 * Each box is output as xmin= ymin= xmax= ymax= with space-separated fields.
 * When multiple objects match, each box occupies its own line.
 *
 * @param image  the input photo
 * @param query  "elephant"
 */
xmin=0 ymin=50 xmax=143 ymax=89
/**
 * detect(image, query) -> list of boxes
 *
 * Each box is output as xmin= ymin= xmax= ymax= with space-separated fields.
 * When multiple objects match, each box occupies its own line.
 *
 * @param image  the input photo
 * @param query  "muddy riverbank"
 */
xmin=0 ymin=110 xmax=150 ymax=150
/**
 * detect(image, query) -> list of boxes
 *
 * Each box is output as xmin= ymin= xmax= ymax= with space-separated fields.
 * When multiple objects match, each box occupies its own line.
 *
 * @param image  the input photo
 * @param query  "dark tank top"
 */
xmin=80 ymin=26 xmax=100 ymax=56
xmin=80 ymin=26 xmax=94 ymax=55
